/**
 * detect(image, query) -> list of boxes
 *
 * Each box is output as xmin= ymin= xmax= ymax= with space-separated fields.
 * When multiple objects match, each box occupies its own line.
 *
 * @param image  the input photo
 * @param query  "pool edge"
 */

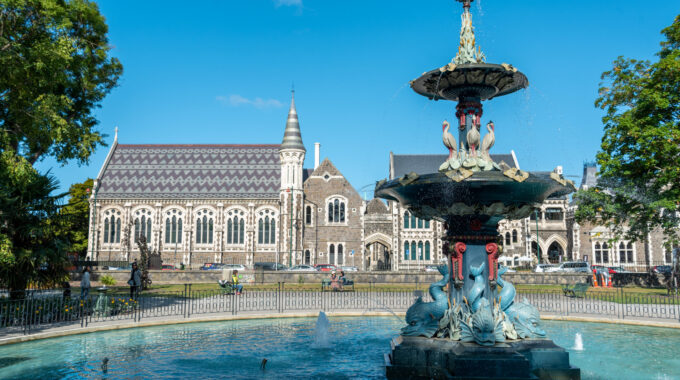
xmin=1 ymin=312 xmax=678 ymax=346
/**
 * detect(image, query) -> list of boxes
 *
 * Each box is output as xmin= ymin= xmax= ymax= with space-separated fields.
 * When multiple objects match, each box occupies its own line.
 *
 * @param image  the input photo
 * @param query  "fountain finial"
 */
xmin=453 ymin=0 xmax=485 ymax=64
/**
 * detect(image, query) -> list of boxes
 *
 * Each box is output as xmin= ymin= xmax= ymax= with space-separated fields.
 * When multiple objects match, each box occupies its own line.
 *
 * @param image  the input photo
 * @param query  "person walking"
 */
xmin=80 ymin=267 xmax=91 ymax=300
xmin=129 ymin=262 xmax=142 ymax=300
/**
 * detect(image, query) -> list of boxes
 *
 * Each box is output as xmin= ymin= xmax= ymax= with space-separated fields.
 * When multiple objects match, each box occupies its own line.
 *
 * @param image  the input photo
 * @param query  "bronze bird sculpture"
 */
xmin=442 ymin=120 xmax=457 ymax=160
xmin=466 ymin=114 xmax=480 ymax=157
xmin=480 ymin=121 xmax=495 ymax=161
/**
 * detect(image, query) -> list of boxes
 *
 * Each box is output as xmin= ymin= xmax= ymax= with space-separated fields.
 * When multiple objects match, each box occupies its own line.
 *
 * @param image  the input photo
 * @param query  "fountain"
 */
xmin=312 ymin=311 xmax=332 ymax=348
xmin=376 ymin=1 xmax=580 ymax=378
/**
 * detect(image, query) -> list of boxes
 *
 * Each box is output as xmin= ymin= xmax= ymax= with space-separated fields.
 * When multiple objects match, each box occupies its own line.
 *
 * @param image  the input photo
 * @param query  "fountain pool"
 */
xmin=0 ymin=317 xmax=678 ymax=379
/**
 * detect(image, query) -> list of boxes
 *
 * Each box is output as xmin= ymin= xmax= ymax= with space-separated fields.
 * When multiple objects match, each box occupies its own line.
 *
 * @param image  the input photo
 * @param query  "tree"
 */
xmin=53 ymin=178 xmax=93 ymax=258
xmin=0 ymin=1 xmax=122 ymax=297
xmin=0 ymin=152 xmax=69 ymax=298
xmin=574 ymin=16 xmax=680 ymax=248
xmin=0 ymin=0 xmax=123 ymax=164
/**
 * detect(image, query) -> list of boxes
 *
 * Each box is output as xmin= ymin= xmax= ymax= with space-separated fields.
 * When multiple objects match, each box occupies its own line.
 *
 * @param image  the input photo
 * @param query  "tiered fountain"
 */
xmin=376 ymin=1 xmax=580 ymax=379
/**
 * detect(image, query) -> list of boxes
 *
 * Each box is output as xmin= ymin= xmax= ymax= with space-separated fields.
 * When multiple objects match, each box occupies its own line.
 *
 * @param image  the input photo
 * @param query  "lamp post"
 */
xmin=534 ymin=209 xmax=541 ymax=263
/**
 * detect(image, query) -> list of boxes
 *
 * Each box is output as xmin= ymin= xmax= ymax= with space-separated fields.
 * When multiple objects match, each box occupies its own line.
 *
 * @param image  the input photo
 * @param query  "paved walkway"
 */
xmin=2 ymin=290 xmax=679 ymax=346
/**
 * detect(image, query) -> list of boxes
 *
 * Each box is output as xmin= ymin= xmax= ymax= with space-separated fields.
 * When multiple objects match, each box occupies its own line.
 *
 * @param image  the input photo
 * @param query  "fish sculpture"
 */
xmin=506 ymin=298 xmax=546 ymax=339
xmin=496 ymin=265 xmax=516 ymax=312
xmin=467 ymin=262 xmax=486 ymax=313
xmin=460 ymin=298 xmax=503 ymax=346
xmin=401 ymin=265 xmax=450 ymax=337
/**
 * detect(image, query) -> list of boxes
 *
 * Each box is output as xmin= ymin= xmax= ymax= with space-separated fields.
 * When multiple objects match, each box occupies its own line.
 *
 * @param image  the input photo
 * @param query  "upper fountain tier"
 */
xmin=410 ymin=0 xmax=528 ymax=102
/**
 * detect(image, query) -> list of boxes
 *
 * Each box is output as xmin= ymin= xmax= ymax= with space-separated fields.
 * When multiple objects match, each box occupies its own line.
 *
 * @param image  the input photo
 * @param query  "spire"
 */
xmin=280 ymin=89 xmax=305 ymax=151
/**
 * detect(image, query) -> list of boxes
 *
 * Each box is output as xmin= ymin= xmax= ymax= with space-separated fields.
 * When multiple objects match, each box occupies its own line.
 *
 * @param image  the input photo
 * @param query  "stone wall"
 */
xmin=72 ymin=270 xmax=590 ymax=286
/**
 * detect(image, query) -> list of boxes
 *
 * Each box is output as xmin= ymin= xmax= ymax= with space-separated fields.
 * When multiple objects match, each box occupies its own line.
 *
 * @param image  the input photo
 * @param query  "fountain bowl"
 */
xmin=410 ymin=63 xmax=528 ymax=102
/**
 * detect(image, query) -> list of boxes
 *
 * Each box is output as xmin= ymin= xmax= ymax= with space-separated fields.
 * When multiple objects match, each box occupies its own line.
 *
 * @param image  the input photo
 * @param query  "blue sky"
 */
xmin=37 ymin=0 xmax=678 ymax=198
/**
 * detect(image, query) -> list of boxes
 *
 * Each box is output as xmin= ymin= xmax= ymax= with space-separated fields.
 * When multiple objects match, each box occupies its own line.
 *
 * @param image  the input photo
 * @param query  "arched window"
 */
xmin=305 ymin=206 xmax=312 ymax=225
xmin=328 ymin=198 xmax=346 ymax=223
xmin=195 ymin=209 xmax=214 ymax=244
xmin=512 ymin=230 xmax=518 ymax=243
xmin=134 ymin=209 xmax=152 ymax=243
xmin=257 ymin=209 xmax=277 ymax=244
xmin=103 ymin=209 xmax=122 ymax=243
xmin=164 ymin=209 xmax=183 ymax=244
xmin=410 ymin=214 xmax=416 ymax=229
xmin=305 ymin=250 xmax=311 ymax=264
xmin=404 ymin=211 xmax=410 ymax=229
xmin=417 ymin=218 xmax=423 ymax=229
xmin=226 ymin=209 xmax=246 ymax=244
xmin=404 ymin=241 xmax=409 ymax=260
xmin=425 ymin=220 xmax=430 ymax=229
xmin=505 ymin=232 xmax=511 ymax=245
xmin=602 ymin=242 xmax=609 ymax=263
xmin=338 ymin=244 xmax=344 ymax=265
xmin=411 ymin=241 xmax=416 ymax=261
xmin=329 ymin=244 xmax=335 ymax=265
xmin=425 ymin=241 xmax=430 ymax=260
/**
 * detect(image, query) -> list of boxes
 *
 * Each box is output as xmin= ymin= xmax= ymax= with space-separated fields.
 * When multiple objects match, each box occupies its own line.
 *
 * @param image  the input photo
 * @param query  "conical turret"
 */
xmin=280 ymin=91 xmax=305 ymax=152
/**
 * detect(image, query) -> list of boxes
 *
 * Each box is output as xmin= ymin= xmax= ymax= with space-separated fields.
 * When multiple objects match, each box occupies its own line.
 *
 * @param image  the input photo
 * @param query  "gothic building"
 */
xmin=87 ymin=93 xmax=675 ymax=270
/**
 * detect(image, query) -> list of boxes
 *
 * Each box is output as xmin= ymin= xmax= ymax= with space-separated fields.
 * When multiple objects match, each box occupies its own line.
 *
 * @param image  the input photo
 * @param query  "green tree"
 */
xmin=574 ymin=16 xmax=680 ymax=247
xmin=0 ymin=0 xmax=121 ymax=297
xmin=0 ymin=152 xmax=68 ymax=298
xmin=1 ymin=0 xmax=123 ymax=165
xmin=54 ymin=178 xmax=93 ymax=258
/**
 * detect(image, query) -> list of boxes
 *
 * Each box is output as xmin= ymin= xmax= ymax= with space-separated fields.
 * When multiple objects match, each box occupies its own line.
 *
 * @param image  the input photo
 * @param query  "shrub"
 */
xmin=100 ymin=275 xmax=116 ymax=287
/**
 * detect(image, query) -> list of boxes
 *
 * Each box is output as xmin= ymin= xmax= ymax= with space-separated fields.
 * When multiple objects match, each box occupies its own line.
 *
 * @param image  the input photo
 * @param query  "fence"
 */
xmin=2 ymin=285 xmax=679 ymax=337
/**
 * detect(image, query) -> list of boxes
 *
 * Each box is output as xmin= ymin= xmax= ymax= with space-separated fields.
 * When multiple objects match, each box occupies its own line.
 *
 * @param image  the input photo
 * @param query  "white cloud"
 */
xmin=274 ymin=0 xmax=302 ymax=7
xmin=217 ymin=95 xmax=283 ymax=109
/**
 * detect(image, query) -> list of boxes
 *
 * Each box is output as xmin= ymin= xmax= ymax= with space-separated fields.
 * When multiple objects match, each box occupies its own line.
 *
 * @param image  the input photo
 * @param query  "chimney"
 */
xmin=314 ymin=142 xmax=321 ymax=169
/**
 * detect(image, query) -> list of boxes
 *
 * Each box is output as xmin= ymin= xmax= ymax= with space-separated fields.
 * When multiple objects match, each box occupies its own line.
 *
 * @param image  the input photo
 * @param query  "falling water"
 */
xmin=573 ymin=332 xmax=584 ymax=351
xmin=312 ymin=311 xmax=331 ymax=348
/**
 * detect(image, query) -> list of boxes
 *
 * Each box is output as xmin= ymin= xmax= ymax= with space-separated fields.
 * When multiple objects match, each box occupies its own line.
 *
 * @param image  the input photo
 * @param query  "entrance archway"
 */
xmin=547 ymin=242 xmax=564 ymax=264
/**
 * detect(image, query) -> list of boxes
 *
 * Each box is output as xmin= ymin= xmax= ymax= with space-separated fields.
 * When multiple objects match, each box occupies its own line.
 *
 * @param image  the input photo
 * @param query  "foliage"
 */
xmin=0 ymin=151 xmax=70 ymax=297
xmin=53 ymin=178 xmax=92 ymax=257
xmin=0 ymin=0 xmax=123 ymax=165
xmin=99 ymin=274 xmax=115 ymax=286
xmin=575 ymin=16 xmax=680 ymax=246
xmin=0 ymin=1 xmax=121 ymax=297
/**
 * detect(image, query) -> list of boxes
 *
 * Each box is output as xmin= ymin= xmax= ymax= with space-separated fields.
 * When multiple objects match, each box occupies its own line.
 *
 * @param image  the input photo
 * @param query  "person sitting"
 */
xmin=330 ymin=271 xmax=342 ymax=291
xmin=231 ymin=270 xmax=243 ymax=295
xmin=339 ymin=270 xmax=353 ymax=287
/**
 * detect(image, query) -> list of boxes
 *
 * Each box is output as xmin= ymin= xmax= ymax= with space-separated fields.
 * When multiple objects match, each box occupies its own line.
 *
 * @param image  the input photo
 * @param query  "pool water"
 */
xmin=1 ymin=317 xmax=679 ymax=379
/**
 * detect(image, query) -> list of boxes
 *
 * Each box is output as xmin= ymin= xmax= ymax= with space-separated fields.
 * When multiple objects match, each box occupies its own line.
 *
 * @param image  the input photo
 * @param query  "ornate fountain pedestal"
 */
xmin=386 ymin=336 xmax=579 ymax=380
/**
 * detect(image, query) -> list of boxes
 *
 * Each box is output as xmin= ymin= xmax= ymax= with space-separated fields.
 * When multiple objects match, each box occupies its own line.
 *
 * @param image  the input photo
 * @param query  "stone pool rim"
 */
xmin=1 ymin=312 xmax=678 ymax=347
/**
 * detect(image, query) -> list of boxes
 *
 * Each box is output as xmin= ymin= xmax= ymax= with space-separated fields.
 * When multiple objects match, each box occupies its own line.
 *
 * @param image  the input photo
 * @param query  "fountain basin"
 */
xmin=410 ymin=63 xmax=529 ymax=101
xmin=375 ymin=171 xmax=575 ymax=225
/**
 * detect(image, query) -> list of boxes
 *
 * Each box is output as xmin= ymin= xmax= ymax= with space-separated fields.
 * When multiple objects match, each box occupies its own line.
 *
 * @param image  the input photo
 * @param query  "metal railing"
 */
xmin=2 ymin=285 xmax=678 ymax=337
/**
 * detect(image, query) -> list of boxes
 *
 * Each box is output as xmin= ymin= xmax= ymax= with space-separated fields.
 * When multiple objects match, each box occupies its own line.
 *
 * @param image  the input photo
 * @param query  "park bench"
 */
xmin=321 ymin=278 xmax=354 ymax=292
xmin=563 ymin=283 xmax=589 ymax=298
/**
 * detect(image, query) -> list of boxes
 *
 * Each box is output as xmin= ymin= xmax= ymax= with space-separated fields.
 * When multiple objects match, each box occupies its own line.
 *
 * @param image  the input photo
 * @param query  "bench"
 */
xmin=563 ymin=283 xmax=589 ymax=298
xmin=321 ymin=278 xmax=354 ymax=292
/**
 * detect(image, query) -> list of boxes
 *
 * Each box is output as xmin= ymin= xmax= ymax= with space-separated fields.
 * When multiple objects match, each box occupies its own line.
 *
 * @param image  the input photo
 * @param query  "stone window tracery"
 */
xmin=403 ymin=211 xmax=430 ymax=229
xmin=226 ymin=209 xmax=245 ymax=245
xmin=134 ymin=209 xmax=152 ymax=243
xmin=164 ymin=209 xmax=183 ymax=244
xmin=103 ymin=209 xmax=121 ymax=244
xmin=257 ymin=209 xmax=276 ymax=245
xmin=618 ymin=242 xmax=634 ymax=263
xmin=327 ymin=197 xmax=346 ymax=223
xmin=195 ymin=209 xmax=214 ymax=244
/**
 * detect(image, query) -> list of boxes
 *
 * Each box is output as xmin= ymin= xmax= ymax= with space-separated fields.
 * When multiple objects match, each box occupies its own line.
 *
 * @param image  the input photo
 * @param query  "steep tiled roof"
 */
xmin=366 ymin=198 xmax=389 ymax=214
xmin=97 ymin=144 xmax=281 ymax=199
xmin=391 ymin=153 xmax=517 ymax=179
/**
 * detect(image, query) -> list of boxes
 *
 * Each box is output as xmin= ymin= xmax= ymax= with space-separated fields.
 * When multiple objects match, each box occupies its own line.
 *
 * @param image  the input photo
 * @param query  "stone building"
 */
xmin=87 ymin=92 xmax=676 ymax=271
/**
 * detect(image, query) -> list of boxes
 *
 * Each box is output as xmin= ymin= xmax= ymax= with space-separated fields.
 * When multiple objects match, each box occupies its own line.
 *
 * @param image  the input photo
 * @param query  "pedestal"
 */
xmin=385 ymin=335 xmax=580 ymax=380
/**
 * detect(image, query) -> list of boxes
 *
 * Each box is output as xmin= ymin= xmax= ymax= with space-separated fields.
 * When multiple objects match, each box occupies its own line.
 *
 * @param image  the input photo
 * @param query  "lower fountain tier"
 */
xmin=385 ymin=336 xmax=580 ymax=380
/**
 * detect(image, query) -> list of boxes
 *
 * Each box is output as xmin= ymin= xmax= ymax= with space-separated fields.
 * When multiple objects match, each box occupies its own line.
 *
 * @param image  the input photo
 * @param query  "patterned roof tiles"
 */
xmin=97 ymin=144 xmax=281 ymax=199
